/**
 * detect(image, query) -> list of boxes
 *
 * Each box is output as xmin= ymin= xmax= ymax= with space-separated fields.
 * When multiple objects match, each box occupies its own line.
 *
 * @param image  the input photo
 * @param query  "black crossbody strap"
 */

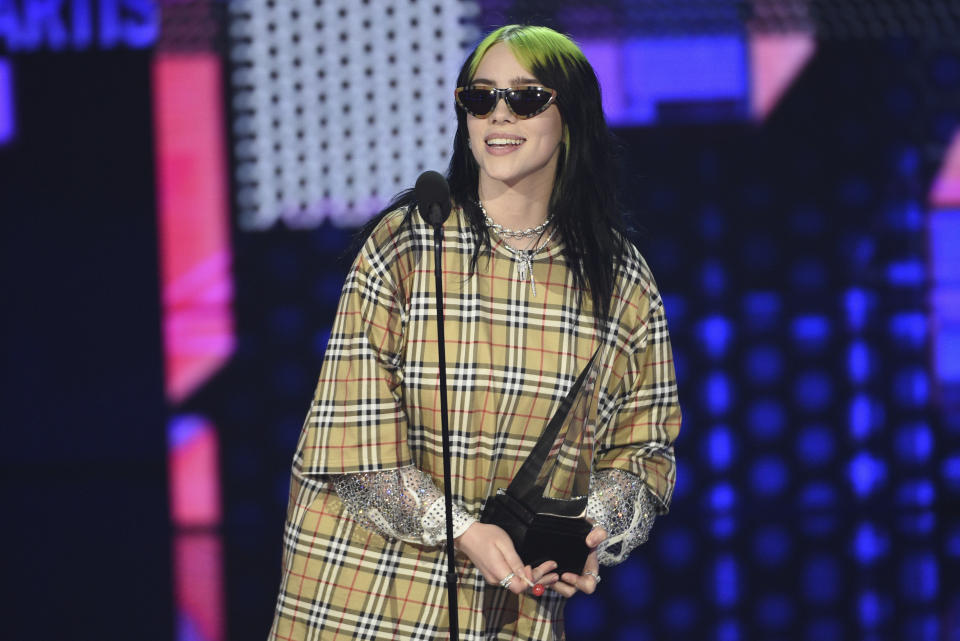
xmin=505 ymin=349 xmax=600 ymax=499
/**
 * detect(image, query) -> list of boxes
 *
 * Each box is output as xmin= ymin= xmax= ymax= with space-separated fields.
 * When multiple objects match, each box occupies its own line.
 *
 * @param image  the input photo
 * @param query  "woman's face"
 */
xmin=466 ymin=42 xmax=564 ymax=196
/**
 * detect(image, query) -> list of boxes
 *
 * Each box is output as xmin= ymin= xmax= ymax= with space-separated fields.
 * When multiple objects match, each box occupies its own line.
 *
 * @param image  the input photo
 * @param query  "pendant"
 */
xmin=515 ymin=252 xmax=536 ymax=296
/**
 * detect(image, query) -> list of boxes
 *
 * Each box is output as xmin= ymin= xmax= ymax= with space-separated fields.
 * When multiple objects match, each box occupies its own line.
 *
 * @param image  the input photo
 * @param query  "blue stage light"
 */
xmin=703 ymin=371 xmax=733 ymax=416
xmin=934 ymin=325 xmax=960 ymax=384
xmin=899 ymin=512 xmax=936 ymax=536
xmin=662 ymin=597 xmax=697 ymax=630
xmin=615 ymin=625 xmax=652 ymax=641
xmin=709 ymin=482 xmax=736 ymax=512
xmin=794 ymin=371 xmax=833 ymax=412
xmin=896 ymin=480 xmax=935 ymax=508
xmin=753 ymin=526 xmax=791 ymax=566
xmin=746 ymin=399 xmax=786 ymax=440
xmin=612 ymin=557 xmax=651 ymax=607
xmin=715 ymin=619 xmax=740 ymax=641
xmin=858 ymin=590 xmax=885 ymax=627
xmin=884 ymin=199 xmax=924 ymax=230
xmin=791 ymin=315 xmax=831 ymax=350
xmin=617 ymin=34 xmax=749 ymax=125
xmin=844 ymin=288 xmax=873 ymax=331
xmin=805 ymin=618 xmax=843 ymax=641
xmin=711 ymin=515 xmax=736 ymax=540
xmin=661 ymin=293 xmax=688 ymax=327
xmin=742 ymin=291 xmax=781 ymax=332
xmin=701 ymin=260 xmax=727 ymax=296
xmin=696 ymin=315 xmax=733 ymax=359
xmin=803 ymin=556 xmax=839 ymax=604
xmin=312 ymin=327 xmax=332 ymax=358
xmin=942 ymin=454 xmax=960 ymax=491
xmin=755 ymin=594 xmax=792 ymax=629
xmin=845 ymin=237 xmax=876 ymax=272
xmin=799 ymin=482 xmax=836 ymax=510
xmin=947 ymin=525 xmax=960 ymax=558
xmin=897 ymin=148 xmax=920 ymax=179
xmin=848 ymin=452 xmax=887 ymax=498
xmin=750 ymin=457 xmax=787 ymax=497
xmin=658 ymin=526 xmax=695 ymax=567
xmin=797 ymin=424 xmax=834 ymax=466
xmin=895 ymin=422 xmax=933 ymax=464
xmin=672 ymin=345 xmax=689 ymax=385
xmin=930 ymin=209 xmax=960 ymax=281
xmin=0 ymin=58 xmax=12 ymax=145
xmin=699 ymin=206 xmax=726 ymax=241
xmin=791 ymin=258 xmax=827 ymax=291
xmin=903 ymin=615 xmax=939 ymax=641
xmin=315 ymin=274 xmax=347 ymax=303
xmin=565 ymin=595 xmax=605 ymax=637
xmin=849 ymin=394 xmax=883 ymax=441
xmin=888 ymin=311 xmax=927 ymax=349
xmin=852 ymin=521 xmax=889 ymax=565
xmin=847 ymin=340 xmax=871 ymax=383
xmin=713 ymin=555 xmax=739 ymax=607
xmin=893 ymin=367 xmax=929 ymax=407
xmin=886 ymin=259 xmax=925 ymax=286
xmin=744 ymin=344 xmax=783 ymax=384
xmin=705 ymin=425 xmax=735 ymax=471
xmin=901 ymin=554 xmax=938 ymax=602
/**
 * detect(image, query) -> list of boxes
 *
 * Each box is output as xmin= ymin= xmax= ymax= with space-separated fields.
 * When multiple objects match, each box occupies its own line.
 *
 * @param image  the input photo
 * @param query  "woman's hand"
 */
xmin=551 ymin=527 xmax=608 ymax=598
xmin=454 ymin=522 xmax=559 ymax=595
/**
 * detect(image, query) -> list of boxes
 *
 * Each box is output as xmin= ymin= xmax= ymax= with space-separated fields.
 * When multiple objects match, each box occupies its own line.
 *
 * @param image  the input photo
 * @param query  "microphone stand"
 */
xmin=427 ymin=205 xmax=459 ymax=641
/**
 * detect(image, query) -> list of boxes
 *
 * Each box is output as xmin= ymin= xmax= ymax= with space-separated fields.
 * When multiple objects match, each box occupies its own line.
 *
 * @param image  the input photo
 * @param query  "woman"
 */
xmin=269 ymin=25 xmax=681 ymax=640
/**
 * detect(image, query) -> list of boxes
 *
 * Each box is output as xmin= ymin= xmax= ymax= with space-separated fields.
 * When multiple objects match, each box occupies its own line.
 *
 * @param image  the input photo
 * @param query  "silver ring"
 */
xmin=584 ymin=570 xmax=601 ymax=585
xmin=499 ymin=572 xmax=516 ymax=589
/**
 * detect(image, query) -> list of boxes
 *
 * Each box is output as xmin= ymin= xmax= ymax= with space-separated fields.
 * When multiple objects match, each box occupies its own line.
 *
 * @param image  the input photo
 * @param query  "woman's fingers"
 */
xmin=552 ymin=550 xmax=602 ymax=597
xmin=586 ymin=526 xmax=608 ymax=548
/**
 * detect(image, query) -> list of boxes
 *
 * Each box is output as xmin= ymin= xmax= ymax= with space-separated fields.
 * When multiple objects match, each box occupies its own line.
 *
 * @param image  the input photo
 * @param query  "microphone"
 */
xmin=415 ymin=168 xmax=459 ymax=641
xmin=414 ymin=170 xmax=452 ymax=226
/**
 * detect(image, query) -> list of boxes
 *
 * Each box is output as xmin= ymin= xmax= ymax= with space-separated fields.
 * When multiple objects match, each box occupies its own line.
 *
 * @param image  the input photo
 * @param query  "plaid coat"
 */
xmin=269 ymin=207 xmax=681 ymax=640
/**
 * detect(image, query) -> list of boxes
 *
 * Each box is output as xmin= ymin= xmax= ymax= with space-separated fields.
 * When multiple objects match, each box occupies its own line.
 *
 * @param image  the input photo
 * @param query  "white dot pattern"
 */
xmin=228 ymin=0 xmax=480 ymax=229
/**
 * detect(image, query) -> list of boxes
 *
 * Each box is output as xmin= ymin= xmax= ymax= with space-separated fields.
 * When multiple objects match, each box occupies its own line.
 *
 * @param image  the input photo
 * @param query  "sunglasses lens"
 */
xmin=458 ymin=89 xmax=496 ymax=117
xmin=507 ymin=88 xmax=553 ymax=117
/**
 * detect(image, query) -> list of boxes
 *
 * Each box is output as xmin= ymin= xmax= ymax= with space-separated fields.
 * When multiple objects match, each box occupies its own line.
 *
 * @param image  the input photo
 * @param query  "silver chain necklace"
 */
xmin=479 ymin=201 xmax=553 ymax=239
xmin=495 ymin=226 xmax=557 ymax=296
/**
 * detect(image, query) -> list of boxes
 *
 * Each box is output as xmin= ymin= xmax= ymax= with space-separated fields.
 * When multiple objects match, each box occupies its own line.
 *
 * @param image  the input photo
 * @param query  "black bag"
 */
xmin=479 ymin=351 xmax=599 ymax=576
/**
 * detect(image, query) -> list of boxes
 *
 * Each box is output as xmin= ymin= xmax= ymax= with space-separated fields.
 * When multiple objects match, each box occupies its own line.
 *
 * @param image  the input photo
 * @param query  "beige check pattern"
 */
xmin=269 ymin=207 xmax=681 ymax=641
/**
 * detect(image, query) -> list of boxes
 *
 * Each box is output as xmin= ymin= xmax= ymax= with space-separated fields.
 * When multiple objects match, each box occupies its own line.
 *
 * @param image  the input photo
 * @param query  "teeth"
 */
xmin=487 ymin=138 xmax=524 ymax=146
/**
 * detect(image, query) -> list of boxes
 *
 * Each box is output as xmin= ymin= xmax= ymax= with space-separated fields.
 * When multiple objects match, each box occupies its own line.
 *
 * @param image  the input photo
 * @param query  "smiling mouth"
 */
xmin=486 ymin=137 xmax=525 ymax=148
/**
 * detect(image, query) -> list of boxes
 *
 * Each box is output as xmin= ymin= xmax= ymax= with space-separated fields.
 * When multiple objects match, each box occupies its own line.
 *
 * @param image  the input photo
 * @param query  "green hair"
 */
xmin=466 ymin=25 xmax=582 ymax=152
xmin=362 ymin=25 xmax=629 ymax=325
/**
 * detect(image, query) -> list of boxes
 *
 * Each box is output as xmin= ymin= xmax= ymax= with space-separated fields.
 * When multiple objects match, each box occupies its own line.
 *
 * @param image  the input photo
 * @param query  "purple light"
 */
xmin=583 ymin=35 xmax=749 ymax=125
xmin=0 ymin=58 xmax=13 ymax=144
xmin=930 ymin=209 xmax=960 ymax=283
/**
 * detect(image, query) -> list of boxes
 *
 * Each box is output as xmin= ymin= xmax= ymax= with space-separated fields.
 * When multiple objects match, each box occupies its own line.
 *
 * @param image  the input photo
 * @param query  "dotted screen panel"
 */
xmin=228 ymin=0 xmax=479 ymax=230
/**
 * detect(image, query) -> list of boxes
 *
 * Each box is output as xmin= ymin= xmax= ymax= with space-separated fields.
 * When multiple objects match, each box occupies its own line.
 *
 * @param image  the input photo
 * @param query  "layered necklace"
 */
xmin=479 ymin=202 xmax=555 ymax=296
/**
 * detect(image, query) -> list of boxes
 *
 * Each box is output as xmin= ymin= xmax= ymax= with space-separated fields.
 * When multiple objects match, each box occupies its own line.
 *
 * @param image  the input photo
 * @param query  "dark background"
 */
xmin=3 ymin=2 xmax=960 ymax=641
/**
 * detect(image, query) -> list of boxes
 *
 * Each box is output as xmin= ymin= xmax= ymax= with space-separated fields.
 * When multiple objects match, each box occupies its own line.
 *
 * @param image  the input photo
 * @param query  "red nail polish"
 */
xmin=532 ymin=584 xmax=545 ymax=596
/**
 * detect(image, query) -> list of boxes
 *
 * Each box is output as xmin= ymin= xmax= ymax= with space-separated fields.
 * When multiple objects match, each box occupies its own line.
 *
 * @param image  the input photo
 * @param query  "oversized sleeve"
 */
xmin=333 ymin=466 xmax=476 ymax=546
xmin=297 ymin=223 xmax=414 ymax=477
xmin=594 ymin=282 xmax=682 ymax=514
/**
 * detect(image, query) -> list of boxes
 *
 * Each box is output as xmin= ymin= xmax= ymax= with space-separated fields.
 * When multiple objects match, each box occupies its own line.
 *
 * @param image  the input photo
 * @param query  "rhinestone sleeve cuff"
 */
xmin=587 ymin=468 xmax=657 ymax=566
xmin=333 ymin=465 xmax=476 ymax=546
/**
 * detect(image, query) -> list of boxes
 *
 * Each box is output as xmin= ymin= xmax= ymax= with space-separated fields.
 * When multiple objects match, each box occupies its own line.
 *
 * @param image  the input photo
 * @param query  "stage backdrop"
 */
xmin=2 ymin=1 xmax=959 ymax=641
